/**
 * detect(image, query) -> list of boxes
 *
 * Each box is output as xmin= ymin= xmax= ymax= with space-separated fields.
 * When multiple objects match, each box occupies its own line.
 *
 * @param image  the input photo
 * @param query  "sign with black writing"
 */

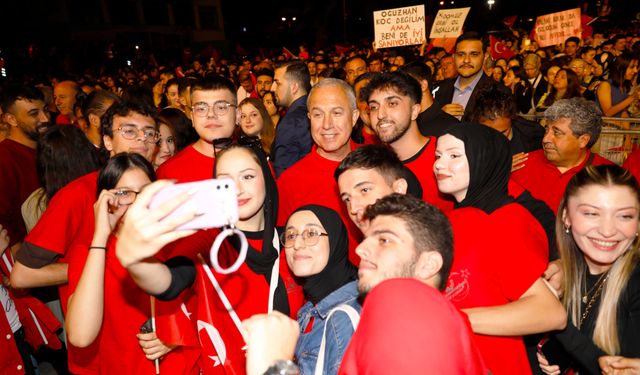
xmin=533 ymin=8 xmax=581 ymax=48
xmin=373 ymin=5 xmax=426 ymax=49
xmin=429 ymin=7 xmax=470 ymax=39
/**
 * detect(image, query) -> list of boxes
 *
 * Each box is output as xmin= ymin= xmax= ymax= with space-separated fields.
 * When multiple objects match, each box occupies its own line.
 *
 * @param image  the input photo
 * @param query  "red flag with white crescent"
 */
xmin=490 ymin=35 xmax=515 ymax=60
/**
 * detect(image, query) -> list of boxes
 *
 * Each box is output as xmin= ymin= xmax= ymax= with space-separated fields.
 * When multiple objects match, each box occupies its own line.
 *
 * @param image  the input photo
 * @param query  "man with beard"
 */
xmin=435 ymin=32 xmax=509 ymax=121
xmin=0 ymin=85 xmax=51 ymax=253
xmin=360 ymin=72 xmax=453 ymax=212
xmin=271 ymin=61 xmax=313 ymax=176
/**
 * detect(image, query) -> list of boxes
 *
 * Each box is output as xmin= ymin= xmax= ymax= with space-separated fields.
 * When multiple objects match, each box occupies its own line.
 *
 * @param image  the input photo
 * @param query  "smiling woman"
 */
xmin=538 ymin=165 xmax=640 ymax=375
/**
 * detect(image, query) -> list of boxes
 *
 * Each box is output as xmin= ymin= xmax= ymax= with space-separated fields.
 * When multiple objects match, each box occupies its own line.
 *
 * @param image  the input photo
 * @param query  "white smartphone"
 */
xmin=149 ymin=179 xmax=239 ymax=231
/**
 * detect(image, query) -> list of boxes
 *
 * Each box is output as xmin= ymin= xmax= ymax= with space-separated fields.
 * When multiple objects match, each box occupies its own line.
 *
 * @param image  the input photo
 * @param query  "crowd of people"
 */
xmin=1 ymin=23 xmax=640 ymax=375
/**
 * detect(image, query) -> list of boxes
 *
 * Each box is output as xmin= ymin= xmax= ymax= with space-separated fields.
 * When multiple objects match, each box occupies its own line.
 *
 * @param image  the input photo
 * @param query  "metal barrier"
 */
xmin=519 ymin=115 xmax=640 ymax=165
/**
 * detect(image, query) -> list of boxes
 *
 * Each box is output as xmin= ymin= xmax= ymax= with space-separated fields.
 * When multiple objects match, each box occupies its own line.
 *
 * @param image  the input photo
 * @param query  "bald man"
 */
xmin=53 ymin=80 xmax=80 ymax=125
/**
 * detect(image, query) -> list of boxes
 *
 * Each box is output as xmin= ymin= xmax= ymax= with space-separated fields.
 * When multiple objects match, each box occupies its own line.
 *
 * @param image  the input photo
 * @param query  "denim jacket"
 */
xmin=294 ymin=281 xmax=361 ymax=375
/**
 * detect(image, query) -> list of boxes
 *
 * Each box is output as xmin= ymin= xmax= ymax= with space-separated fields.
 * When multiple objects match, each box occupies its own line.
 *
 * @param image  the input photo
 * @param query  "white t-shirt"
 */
xmin=0 ymin=284 xmax=21 ymax=333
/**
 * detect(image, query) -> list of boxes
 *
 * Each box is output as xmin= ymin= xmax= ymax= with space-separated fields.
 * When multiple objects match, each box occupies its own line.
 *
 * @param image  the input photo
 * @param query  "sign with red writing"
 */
xmin=373 ymin=5 xmax=426 ymax=49
xmin=533 ymin=8 xmax=581 ymax=47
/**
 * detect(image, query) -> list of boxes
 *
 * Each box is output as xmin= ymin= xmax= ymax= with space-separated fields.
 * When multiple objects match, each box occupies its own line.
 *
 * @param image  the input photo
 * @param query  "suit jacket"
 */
xmin=434 ymin=73 xmax=510 ymax=121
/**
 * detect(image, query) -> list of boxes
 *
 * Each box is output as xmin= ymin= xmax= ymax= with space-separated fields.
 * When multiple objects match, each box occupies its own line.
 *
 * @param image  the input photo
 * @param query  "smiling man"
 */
xmin=157 ymin=76 xmax=237 ymax=182
xmin=277 ymin=78 xmax=362 ymax=264
xmin=511 ymin=98 xmax=611 ymax=214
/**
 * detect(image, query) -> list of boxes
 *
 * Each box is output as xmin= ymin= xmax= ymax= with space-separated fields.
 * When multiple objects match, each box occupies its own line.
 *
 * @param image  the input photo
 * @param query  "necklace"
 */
xmin=582 ymin=271 xmax=608 ymax=303
xmin=580 ymin=272 xmax=609 ymax=327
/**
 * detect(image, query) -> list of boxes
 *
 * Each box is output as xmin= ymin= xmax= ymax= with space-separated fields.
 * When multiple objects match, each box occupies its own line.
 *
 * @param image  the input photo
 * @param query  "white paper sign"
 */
xmin=373 ymin=5 xmax=426 ymax=49
xmin=429 ymin=7 xmax=471 ymax=38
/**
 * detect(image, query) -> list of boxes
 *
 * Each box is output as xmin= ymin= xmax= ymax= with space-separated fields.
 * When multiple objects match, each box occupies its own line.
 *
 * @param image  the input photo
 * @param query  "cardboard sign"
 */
xmin=373 ymin=5 xmax=426 ymax=49
xmin=429 ymin=7 xmax=471 ymax=39
xmin=533 ymin=8 xmax=581 ymax=47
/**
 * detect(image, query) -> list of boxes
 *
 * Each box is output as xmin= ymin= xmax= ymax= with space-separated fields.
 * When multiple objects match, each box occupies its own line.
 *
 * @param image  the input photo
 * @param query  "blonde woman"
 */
xmin=538 ymin=165 xmax=640 ymax=375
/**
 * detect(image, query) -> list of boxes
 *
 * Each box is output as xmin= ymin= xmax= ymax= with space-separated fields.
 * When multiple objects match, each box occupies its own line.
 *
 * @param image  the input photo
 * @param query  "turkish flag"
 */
xmin=490 ymin=35 xmax=515 ymax=60
xmin=502 ymin=15 xmax=517 ymax=28
xmin=282 ymin=47 xmax=296 ymax=60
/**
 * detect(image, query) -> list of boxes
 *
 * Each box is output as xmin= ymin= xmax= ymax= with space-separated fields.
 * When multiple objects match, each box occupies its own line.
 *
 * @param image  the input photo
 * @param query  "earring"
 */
xmin=564 ymin=225 xmax=570 ymax=234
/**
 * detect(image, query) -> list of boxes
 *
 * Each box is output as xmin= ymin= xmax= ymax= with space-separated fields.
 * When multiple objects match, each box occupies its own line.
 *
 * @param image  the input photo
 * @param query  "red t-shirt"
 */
xmin=623 ymin=149 xmax=640 ymax=182
xmin=157 ymin=144 xmax=215 ymax=182
xmin=445 ymin=205 xmax=548 ymax=375
xmin=0 ymin=139 xmax=39 ymax=247
xmin=339 ymin=278 xmax=487 ymax=375
xmin=511 ymin=150 xmax=612 ymax=214
xmin=276 ymin=144 xmax=363 ymax=265
xmin=24 ymin=171 xmax=99 ymax=374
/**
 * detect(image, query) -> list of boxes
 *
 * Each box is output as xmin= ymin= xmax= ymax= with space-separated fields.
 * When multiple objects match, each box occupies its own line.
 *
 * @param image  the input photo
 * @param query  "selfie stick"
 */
xmin=150 ymin=296 xmax=160 ymax=374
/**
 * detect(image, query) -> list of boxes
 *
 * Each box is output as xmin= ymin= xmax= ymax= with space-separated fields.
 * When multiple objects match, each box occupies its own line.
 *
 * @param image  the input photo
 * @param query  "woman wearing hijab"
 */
xmin=282 ymin=205 xmax=360 ymax=375
xmin=116 ymin=143 xmax=304 ymax=374
xmin=433 ymin=123 xmax=566 ymax=375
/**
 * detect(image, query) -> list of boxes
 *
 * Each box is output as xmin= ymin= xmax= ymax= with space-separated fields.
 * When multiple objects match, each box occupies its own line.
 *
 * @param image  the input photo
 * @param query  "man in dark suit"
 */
xmin=434 ymin=32 xmax=509 ymax=121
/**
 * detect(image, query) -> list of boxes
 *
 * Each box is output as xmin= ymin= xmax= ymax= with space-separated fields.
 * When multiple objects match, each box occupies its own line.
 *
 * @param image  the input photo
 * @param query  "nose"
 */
xmin=293 ymin=233 xmax=305 ymax=250
xmin=322 ymin=113 xmax=332 ymax=129
xmin=376 ymin=104 xmax=387 ymax=120
xmin=598 ymin=215 xmax=617 ymax=237
xmin=38 ymin=110 xmax=49 ymax=123
xmin=270 ymin=82 xmax=276 ymax=91
xmin=355 ymin=238 xmax=370 ymax=259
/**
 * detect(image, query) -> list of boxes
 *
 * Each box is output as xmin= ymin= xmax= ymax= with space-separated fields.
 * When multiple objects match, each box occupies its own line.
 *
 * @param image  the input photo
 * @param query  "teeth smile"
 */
xmin=591 ymin=239 xmax=617 ymax=247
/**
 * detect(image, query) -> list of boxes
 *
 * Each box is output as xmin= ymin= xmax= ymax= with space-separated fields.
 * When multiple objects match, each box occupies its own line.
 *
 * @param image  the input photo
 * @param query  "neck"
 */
xmin=235 ymin=210 xmax=265 ymax=232
xmin=556 ymin=88 xmax=567 ymax=98
xmin=288 ymin=93 xmax=305 ymax=108
xmin=555 ymin=149 xmax=589 ymax=173
xmin=88 ymin=129 xmax=102 ymax=147
xmin=316 ymin=143 xmax=351 ymax=162
xmin=390 ymin=123 xmax=428 ymax=161
xmin=420 ymin=93 xmax=434 ymax=112
xmin=458 ymin=71 xmax=481 ymax=89
xmin=193 ymin=138 xmax=215 ymax=157
xmin=7 ymin=129 xmax=36 ymax=149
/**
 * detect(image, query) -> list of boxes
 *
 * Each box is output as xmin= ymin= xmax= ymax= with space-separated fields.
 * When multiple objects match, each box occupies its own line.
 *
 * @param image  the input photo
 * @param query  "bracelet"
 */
xmin=89 ymin=246 xmax=107 ymax=250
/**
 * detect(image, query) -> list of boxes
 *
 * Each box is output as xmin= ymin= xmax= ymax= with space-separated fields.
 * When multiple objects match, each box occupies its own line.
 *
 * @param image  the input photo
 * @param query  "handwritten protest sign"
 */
xmin=429 ymin=7 xmax=470 ymax=39
xmin=373 ymin=5 xmax=426 ymax=49
xmin=533 ymin=8 xmax=581 ymax=47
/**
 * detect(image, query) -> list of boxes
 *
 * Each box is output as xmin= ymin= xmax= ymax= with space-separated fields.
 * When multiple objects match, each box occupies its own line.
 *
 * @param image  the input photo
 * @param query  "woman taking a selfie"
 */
xmin=538 ymin=165 xmax=640 ymax=375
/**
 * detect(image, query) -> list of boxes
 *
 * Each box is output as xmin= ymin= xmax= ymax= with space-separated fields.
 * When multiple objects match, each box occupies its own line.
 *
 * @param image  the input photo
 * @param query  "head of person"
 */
xmin=157 ymin=107 xmax=197 ymax=153
xmin=344 ymin=56 xmax=367 ymax=86
xmin=307 ymin=61 xmax=317 ymax=76
xmin=495 ymin=58 xmax=508 ymax=70
xmin=552 ymin=68 xmax=582 ymax=98
xmin=37 ymin=125 xmax=101 ymax=202
xmin=440 ymin=55 xmax=457 ymax=79
xmin=237 ymin=69 xmax=254 ymax=93
xmin=0 ymin=84 xmax=51 ymax=142
xmin=367 ymin=53 xmax=384 ymax=73
xmin=507 ymin=56 xmax=521 ymax=69
xmin=399 ymin=61 xmax=434 ymax=100
xmin=164 ymin=78 xmax=181 ymax=108
xmin=434 ymin=123 xmax=512 ymax=213
xmin=254 ymin=69 xmax=274 ymax=98
xmin=557 ymin=164 xmax=640 ymax=354
xmin=54 ymin=80 xmax=80 ymax=117
xmin=238 ymin=97 xmax=276 ymax=155
xmin=564 ymin=37 xmax=581 ymax=57
xmin=609 ymin=52 xmax=639 ymax=92
xmin=189 ymin=76 xmax=237 ymax=143
xmin=568 ymin=58 xmax=588 ymax=79
xmin=580 ymin=46 xmax=597 ymax=64
xmin=101 ymin=100 xmax=159 ymax=161
xmin=262 ymin=91 xmax=278 ymax=117
xmin=214 ymin=144 xmax=272 ymax=231
xmin=454 ymin=32 xmax=486 ymax=79
xmin=360 ymin=72 xmax=422 ymax=144
xmin=271 ymin=61 xmax=311 ymax=108
xmin=97 ymin=152 xmax=156 ymax=217
xmin=545 ymin=64 xmax=561 ymax=84
xmin=356 ymin=193 xmax=453 ymax=295
xmin=282 ymin=205 xmax=357 ymax=304
xmin=306 ymin=78 xmax=359 ymax=161
xmin=335 ymin=145 xmax=409 ymax=229
xmin=503 ymin=66 xmax=524 ymax=88
xmin=523 ymin=53 xmax=542 ymax=79
xmin=82 ymin=90 xmax=119 ymax=135
xmin=468 ymin=86 xmax=517 ymax=139
xmin=612 ymin=35 xmax=627 ymax=53
xmin=353 ymin=73 xmax=376 ymax=127
xmin=542 ymin=97 xmax=603 ymax=168
xmin=491 ymin=66 xmax=504 ymax=82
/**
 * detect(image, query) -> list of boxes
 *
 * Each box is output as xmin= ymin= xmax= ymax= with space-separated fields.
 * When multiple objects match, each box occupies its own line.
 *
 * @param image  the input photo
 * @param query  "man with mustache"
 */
xmin=0 ymin=85 xmax=51 ymax=253
xmin=434 ymin=32 xmax=509 ymax=121
xmin=511 ymin=97 xmax=611 ymax=214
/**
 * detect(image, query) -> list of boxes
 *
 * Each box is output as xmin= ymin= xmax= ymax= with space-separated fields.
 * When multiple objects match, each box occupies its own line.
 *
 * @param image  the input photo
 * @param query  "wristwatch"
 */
xmin=264 ymin=360 xmax=300 ymax=375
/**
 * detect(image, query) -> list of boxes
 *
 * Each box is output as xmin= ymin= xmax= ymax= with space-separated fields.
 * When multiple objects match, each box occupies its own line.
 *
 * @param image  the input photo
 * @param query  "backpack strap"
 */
xmin=314 ymin=304 xmax=360 ymax=375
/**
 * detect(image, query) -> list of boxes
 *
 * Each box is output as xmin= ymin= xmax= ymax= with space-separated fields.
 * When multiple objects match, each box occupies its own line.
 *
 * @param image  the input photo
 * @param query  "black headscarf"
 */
xmin=443 ymin=122 xmax=514 ymax=214
xmin=289 ymin=205 xmax=358 ymax=305
xmin=213 ymin=144 xmax=290 ymax=315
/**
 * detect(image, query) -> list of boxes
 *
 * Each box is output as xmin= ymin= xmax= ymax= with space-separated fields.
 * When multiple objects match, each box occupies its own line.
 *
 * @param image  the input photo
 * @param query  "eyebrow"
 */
xmin=577 ymin=203 xmax=638 ymax=211
xmin=368 ymin=229 xmax=400 ymax=238
xmin=121 ymin=123 xmax=156 ymax=129
xmin=285 ymin=223 xmax=324 ymax=231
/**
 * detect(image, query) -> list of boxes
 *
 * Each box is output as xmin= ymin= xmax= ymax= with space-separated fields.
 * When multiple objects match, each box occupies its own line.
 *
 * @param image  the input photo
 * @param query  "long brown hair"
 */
xmin=557 ymin=165 xmax=640 ymax=354
xmin=238 ymin=97 xmax=276 ymax=156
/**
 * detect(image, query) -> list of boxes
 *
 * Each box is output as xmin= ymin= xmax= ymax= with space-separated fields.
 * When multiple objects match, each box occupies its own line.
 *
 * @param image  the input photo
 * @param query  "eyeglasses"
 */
xmin=113 ymin=188 xmax=140 ymax=206
xmin=212 ymin=136 xmax=263 ymax=157
xmin=280 ymin=229 xmax=328 ymax=248
xmin=192 ymin=101 xmax=236 ymax=117
xmin=116 ymin=125 xmax=159 ymax=143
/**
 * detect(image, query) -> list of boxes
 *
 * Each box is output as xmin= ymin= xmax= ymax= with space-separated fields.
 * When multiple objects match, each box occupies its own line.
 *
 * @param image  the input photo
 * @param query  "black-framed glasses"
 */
xmin=280 ymin=229 xmax=328 ymax=248
xmin=213 ymin=136 xmax=262 ymax=157
xmin=113 ymin=188 xmax=140 ymax=206
xmin=116 ymin=125 xmax=159 ymax=143
xmin=192 ymin=101 xmax=236 ymax=117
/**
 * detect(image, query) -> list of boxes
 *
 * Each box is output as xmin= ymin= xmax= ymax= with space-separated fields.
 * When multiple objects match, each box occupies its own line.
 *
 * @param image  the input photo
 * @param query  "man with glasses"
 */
xmin=11 ymin=100 xmax=163 ymax=374
xmin=0 ymin=85 xmax=51 ymax=255
xmin=157 ymin=76 xmax=237 ymax=183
